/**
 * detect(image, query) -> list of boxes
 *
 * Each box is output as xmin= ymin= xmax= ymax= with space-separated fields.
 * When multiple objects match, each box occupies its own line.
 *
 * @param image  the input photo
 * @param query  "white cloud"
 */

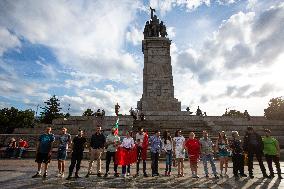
xmin=172 ymin=2 xmax=284 ymax=115
xmin=0 ymin=0 xmax=141 ymax=82
xmin=149 ymin=0 xmax=210 ymax=15
xmin=126 ymin=26 xmax=143 ymax=46
xmin=0 ymin=26 xmax=20 ymax=56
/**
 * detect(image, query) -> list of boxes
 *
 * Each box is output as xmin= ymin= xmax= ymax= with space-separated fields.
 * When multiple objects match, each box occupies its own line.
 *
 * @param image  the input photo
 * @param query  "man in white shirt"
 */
xmin=135 ymin=127 xmax=148 ymax=177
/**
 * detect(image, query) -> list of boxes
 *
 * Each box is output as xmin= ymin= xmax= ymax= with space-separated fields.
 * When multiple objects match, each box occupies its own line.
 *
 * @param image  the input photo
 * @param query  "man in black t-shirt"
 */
xmin=86 ymin=126 xmax=106 ymax=178
xmin=66 ymin=129 xmax=87 ymax=180
xmin=243 ymin=127 xmax=268 ymax=179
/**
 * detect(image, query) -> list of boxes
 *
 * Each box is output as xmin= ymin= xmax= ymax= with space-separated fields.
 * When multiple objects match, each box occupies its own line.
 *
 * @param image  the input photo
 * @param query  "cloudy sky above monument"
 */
xmin=0 ymin=0 xmax=283 ymax=116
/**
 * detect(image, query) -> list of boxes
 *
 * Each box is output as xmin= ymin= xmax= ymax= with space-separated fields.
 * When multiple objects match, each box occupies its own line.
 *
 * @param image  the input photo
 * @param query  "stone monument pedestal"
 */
xmin=137 ymin=37 xmax=181 ymax=112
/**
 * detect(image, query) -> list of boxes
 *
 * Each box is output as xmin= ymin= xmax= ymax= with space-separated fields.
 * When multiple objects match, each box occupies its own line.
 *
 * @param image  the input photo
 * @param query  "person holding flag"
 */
xmin=104 ymin=120 xmax=120 ymax=178
xmin=116 ymin=131 xmax=136 ymax=177
xmin=135 ymin=127 xmax=149 ymax=177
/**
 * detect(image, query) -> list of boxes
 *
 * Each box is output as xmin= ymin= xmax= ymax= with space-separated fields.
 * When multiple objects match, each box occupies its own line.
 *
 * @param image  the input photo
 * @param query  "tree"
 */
xmin=264 ymin=97 xmax=284 ymax=120
xmin=40 ymin=95 xmax=64 ymax=124
xmin=0 ymin=107 xmax=35 ymax=134
xmin=82 ymin=108 xmax=94 ymax=116
xmin=222 ymin=109 xmax=245 ymax=118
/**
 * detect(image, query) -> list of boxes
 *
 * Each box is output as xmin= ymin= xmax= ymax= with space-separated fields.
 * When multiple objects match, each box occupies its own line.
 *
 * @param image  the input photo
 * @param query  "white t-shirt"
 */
xmin=136 ymin=133 xmax=144 ymax=146
xmin=173 ymin=136 xmax=185 ymax=149
xmin=121 ymin=137 xmax=134 ymax=149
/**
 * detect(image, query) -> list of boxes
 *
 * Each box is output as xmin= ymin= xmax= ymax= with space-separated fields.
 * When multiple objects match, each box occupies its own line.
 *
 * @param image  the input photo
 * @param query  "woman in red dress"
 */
xmin=185 ymin=132 xmax=201 ymax=178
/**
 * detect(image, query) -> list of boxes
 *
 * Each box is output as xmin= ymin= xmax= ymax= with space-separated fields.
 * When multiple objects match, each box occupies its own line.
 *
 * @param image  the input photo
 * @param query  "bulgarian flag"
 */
xmin=113 ymin=118 xmax=119 ymax=135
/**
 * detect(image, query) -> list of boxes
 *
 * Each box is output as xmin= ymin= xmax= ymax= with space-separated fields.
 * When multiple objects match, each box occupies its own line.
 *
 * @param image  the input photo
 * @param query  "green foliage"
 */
xmin=82 ymin=108 xmax=94 ymax=116
xmin=222 ymin=109 xmax=245 ymax=118
xmin=65 ymin=112 xmax=70 ymax=118
xmin=0 ymin=107 xmax=35 ymax=134
xmin=264 ymin=97 xmax=284 ymax=120
xmin=40 ymin=95 xmax=64 ymax=124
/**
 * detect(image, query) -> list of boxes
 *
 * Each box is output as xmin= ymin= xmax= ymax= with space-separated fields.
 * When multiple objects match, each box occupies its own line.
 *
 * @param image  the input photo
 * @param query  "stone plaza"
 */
xmin=0 ymin=159 xmax=283 ymax=189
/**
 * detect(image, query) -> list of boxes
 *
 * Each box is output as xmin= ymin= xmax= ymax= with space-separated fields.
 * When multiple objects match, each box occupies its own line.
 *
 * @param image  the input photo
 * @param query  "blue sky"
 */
xmin=0 ymin=0 xmax=284 ymax=116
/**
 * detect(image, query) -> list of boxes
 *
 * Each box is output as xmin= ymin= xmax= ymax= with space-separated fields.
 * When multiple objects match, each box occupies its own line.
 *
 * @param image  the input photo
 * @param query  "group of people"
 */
xmin=5 ymin=137 xmax=29 ymax=158
xmin=30 ymin=126 xmax=282 ymax=180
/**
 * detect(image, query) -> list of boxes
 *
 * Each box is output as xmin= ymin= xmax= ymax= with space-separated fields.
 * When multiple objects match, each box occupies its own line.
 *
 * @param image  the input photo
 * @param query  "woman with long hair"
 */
xmin=173 ymin=129 xmax=185 ymax=177
xmin=162 ymin=130 xmax=173 ymax=176
xmin=215 ymin=131 xmax=230 ymax=177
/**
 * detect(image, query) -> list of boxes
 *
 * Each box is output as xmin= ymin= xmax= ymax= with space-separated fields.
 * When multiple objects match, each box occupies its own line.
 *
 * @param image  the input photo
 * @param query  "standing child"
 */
xmin=230 ymin=131 xmax=247 ymax=179
xmin=173 ymin=130 xmax=185 ymax=177
xmin=216 ymin=131 xmax=230 ymax=177
xmin=162 ymin=131 xmax=173 ymax=176
xmin=185 ymin=132 xmax=200 ymax=178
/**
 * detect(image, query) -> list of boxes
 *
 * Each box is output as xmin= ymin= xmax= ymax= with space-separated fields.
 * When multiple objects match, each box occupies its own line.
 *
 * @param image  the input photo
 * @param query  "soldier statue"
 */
xmin=115 ymin=103 xmax=120 ymax=116
xmin=196 ymin=106 xmax=203 ymax=116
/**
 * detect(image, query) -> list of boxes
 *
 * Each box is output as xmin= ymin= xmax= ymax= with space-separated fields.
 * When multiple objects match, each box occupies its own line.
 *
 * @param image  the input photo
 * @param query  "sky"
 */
xmin=0 ymin=0 xmax=283 ymax=116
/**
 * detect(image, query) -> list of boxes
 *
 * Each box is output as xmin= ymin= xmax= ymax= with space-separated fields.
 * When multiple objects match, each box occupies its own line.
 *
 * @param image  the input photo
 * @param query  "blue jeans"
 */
xmin=18 ymin=148 xmax=26 ymax=158
xmin=165 ymin=150 xmax=172 ymax=172
xmin=202 ymin=154 xmax=217 ymax=175
xmin=122 ymin=165 xmax=130 ymax=175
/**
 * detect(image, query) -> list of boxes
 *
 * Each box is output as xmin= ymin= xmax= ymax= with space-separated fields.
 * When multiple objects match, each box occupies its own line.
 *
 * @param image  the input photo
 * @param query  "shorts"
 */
xmin=219 ymin=150 xmax=230 ymax=157
xmin=57 ymin=149 xmax=67 ymax=160
xmin=35 ymin=152 xmax=51 ymax=164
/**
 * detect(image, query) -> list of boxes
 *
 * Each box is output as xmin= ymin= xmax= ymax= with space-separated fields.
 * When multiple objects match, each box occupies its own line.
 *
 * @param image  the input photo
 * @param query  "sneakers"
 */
xmin=164 ymin=171 xmax=168 ymax=176
xmin=104 ymin=173 xmax=109 ymax=178
xmin=214 ymin=174 xmax=219 ymax=179
xmin=74 ymin=173 xmax=80 ymax=179
xmin=32 ymin=172 xmax=42 ymax=178
xmin=126 ymin=173 xmax=130 ymax=176
xmin=66 ymin=175 xmax=72 ymax=180
xmin=205 ymin=174 xmax=209 ymax=178
xmin=192 ymin=174 xmax=199 ymax=179
xmin=122 ymin=174 xmax=126 ymax=178
xmin=249 ymin=174 xmax=254 ymax=179
xmin=152 ymin=173 xmax=159 ymax=177
xmin=97 ymin=173 xmax=102 ymax=177
xmin=263 ymin=174 xmax=270 ymax=179
xmin=61 ymin=173 xmax=65 ymax=178
xmin=167 ymin=172 xmax=171 ymax=176
xmin=143 ymin=173 xmax=148 ymax=177
xmin=43 ymin=172 xmax=47 ymax=178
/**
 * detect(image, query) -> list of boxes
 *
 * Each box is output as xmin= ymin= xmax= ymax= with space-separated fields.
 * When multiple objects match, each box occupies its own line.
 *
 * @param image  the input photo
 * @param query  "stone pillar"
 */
xmin=137 ymin=37 xmax=181 ymax=111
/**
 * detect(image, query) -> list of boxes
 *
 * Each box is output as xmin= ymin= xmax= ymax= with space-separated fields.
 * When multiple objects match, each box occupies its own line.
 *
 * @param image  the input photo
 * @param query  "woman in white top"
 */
xmin=173 ymin=130 xmax=185 ymax=177
xmin=162 ymin=130 xmax=173 ymax=176
xmin=121 ymin=131 xmax=134 ymax=177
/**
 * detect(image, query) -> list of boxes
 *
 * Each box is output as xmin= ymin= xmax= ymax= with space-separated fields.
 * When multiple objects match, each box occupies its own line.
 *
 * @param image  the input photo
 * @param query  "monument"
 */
xmin=137 ymin=7 xmax=181 ymax=112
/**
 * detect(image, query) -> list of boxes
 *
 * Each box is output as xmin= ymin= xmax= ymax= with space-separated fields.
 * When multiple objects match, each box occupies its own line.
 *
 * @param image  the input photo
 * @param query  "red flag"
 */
xmin=115 ymin=146 xmax=137 ymax=166
xmin=141 ymin=133 xmax=148 ymax=160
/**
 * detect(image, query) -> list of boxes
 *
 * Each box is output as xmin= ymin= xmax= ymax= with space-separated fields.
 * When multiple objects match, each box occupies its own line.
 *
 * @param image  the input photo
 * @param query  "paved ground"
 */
xmin=0 ymin=159 xmax=283 ymax=189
